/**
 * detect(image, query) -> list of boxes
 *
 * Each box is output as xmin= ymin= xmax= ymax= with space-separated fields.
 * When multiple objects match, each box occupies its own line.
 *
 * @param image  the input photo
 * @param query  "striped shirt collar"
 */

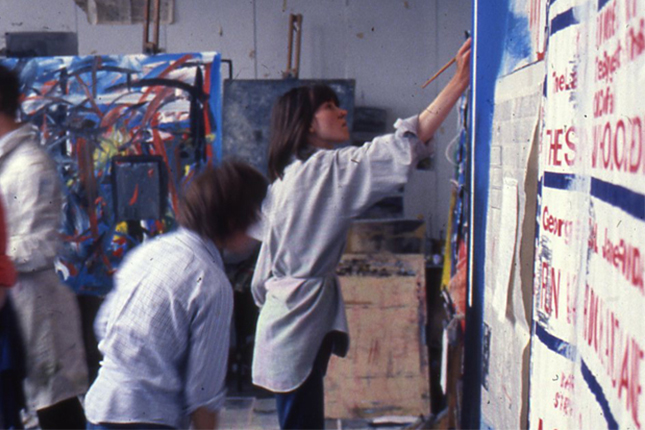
xmin=176 ymin=227 xmax=223 ymax=268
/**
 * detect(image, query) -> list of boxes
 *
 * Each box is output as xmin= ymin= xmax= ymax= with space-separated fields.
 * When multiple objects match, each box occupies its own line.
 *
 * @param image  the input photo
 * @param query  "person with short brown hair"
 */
xmin=86 ymin=160 xmax=267 ymax=430
xmin=177 ymin=161 xmax=269 ymax=248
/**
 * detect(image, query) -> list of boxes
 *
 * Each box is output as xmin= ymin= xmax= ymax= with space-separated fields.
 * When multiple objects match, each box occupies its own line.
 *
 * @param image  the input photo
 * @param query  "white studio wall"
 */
xmin=0 ymin=0 xmax=472 ymax=239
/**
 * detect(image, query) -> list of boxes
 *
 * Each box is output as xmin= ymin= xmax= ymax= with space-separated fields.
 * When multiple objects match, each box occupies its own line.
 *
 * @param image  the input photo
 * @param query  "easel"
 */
xmin=134 ymin=0 xmax=162 ymax=244
xmin=143 ymin=0 xmax=161 ymax=54
xmin=283 ymin=14 xmax=303 ymax=78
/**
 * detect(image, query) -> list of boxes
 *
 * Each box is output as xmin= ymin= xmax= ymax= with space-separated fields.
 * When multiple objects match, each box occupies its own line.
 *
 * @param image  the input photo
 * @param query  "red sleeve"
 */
xmin=0 ymin=198 xmax=16 ymax=288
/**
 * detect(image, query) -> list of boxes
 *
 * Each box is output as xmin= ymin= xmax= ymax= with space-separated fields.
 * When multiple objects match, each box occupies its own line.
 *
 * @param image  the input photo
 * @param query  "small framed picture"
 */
xmin=111 ymin=155 xmax=167 ymax=221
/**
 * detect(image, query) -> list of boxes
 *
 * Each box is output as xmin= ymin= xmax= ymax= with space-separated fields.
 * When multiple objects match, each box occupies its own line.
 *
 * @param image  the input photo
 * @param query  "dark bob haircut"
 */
xmin=267 ymin=84 xmax=340 ymax=182
xmin=0 ymin=64 xmax=21 ymax=119
xmin=177 ymin=160 xmax=267 ymax=244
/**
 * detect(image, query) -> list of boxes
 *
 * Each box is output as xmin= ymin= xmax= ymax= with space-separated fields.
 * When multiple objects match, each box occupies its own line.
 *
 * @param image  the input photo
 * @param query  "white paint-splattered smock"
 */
xmin=251 ymin=115 xmax=432 ymax=392
xmin=0 ymin=124 xmax=88 ymax=410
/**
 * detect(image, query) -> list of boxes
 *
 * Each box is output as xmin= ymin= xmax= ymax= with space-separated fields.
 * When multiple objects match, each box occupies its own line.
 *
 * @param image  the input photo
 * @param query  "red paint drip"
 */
xmin=129 ymin=184 xmax=139 ymax=205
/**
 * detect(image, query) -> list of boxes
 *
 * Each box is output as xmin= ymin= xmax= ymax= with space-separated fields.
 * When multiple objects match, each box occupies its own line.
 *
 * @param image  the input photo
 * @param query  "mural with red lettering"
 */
xmin=530 ymin=0 xmax=645 ymax=428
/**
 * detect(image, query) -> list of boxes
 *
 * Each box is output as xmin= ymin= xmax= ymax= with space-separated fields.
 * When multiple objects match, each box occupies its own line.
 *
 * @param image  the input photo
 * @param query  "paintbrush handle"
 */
xmin=421 ymin=57 xmax=456 ymax=89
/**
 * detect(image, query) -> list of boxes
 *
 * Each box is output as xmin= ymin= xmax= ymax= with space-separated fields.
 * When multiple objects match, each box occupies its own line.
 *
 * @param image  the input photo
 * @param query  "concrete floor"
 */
xmin=219 ymin=396 xmax=429 ymax=430
xmin=22 ymin=395 xmax=425 ymax=429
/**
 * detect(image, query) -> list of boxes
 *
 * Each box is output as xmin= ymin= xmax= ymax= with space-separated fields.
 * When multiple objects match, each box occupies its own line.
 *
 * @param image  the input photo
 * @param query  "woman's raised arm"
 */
xmin=417 ymin=37 xmax=472 ymax=144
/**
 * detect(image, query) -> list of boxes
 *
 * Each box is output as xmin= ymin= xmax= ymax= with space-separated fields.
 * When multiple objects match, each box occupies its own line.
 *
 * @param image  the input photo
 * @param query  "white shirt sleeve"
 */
xmin=321 ymin=115 xmax=429 ymax=219
xmin=5 ymin=152 xmax=63 ymax=273
xmin=394 ymin=115 xmax=434 ymax=159
xmin=183 ymin=273 xmax=233 ymax=414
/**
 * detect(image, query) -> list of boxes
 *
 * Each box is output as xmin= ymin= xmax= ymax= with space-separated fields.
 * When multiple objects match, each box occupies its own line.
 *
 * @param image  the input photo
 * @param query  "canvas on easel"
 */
xmin=1 ymin=52 xmax=222 ymax=295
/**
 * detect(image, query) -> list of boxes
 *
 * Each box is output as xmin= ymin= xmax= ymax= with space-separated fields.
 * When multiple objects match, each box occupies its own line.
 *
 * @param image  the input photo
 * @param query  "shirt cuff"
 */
xmin=393 ymin=115 xmax=434 ymax=160
xmin=187 ymin=389 xmax=227 ymax=415
xmin=393 ymin=115 xmax=419 ymax=135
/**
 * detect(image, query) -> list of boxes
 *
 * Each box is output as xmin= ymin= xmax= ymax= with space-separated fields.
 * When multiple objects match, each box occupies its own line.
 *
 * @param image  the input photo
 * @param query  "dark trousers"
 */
xmin=37 ymin=397 xmax=86 ymax=430
xmin=274 ymin=335 xmax=335 ymax=430
xmin=0 ymin=298 xmax=26 ymax=430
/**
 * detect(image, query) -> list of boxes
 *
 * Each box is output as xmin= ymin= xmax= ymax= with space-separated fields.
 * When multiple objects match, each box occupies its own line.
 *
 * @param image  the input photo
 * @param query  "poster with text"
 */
xmin=529 ymin=0 xmax=645 ymax=428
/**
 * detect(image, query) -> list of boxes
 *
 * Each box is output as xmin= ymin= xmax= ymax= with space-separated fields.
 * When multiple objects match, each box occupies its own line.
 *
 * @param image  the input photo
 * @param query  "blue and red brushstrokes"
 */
xmin=1 ymin=52 xmax=222 ymax=295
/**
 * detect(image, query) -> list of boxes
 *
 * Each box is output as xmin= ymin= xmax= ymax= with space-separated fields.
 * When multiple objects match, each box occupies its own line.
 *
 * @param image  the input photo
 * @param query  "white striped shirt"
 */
xmin=86 ymin=227 xmax=233 ymax=428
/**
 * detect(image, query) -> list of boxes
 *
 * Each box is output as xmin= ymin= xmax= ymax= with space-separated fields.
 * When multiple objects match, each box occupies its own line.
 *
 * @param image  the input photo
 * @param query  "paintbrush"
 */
xmin=421 ymin=57 xmax=456 ymax=89
xmin=422 ymin=31 xmax=470 ymax=89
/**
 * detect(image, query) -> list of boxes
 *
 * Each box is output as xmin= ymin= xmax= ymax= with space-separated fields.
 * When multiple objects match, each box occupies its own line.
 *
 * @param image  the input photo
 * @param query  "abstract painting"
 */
xmin=1 ymin=52 xmax=221 ymax=295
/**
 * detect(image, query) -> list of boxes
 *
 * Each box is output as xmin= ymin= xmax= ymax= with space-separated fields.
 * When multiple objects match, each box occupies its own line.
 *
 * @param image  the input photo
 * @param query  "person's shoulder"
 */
xmin=132 ymin=231 xmax=231 ymax=303
xmin=299 ymin=145 xmax=367 ymax=174
xmin=115 ymin=233 xmax=206 ymax=303
xmin=148 ymin=229 xmax=225 ymax=280
xmin=177 ymin=247 xmax=231 ymax=306
xmin=6 ymin=129 xmax=54 ymax=169
xmin=287 ymin=149 xmax=337 ymax=176
xmin=119 ymin=231 xmax=191 ymax=274
xmin=143 ymin=230 xmax=195 ymax=261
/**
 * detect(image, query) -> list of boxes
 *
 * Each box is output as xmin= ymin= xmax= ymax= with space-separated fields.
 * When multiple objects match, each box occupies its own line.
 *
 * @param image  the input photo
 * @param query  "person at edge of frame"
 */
xmin=0 ymin=193 xmax=25 ymax=430
xmin=0 ymin=63 xmax=89 ymax=430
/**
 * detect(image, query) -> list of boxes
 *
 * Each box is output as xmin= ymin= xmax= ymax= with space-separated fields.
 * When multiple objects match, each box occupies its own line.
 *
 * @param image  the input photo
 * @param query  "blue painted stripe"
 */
xmin=550 ymin=8 xmax=579 ymax=35
xmin=543 ymin=171 xmax=576 ymax=190
xmin=591 ymin=177 xmax=645 ymax=221
xmin=581 ymin=359 xmax=619 ymax=429
xmin=535 ymin=324 xmax=577 ymax=361
xmin=536 ymin=326 xmax=618 ymax=428
xmin=598 ymin=0 xmax=612 ymax=10
xmin=543 ymin=173 xmax=645 ymax=220
xmin=212 ymin=52 xmax=223 ymax=163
